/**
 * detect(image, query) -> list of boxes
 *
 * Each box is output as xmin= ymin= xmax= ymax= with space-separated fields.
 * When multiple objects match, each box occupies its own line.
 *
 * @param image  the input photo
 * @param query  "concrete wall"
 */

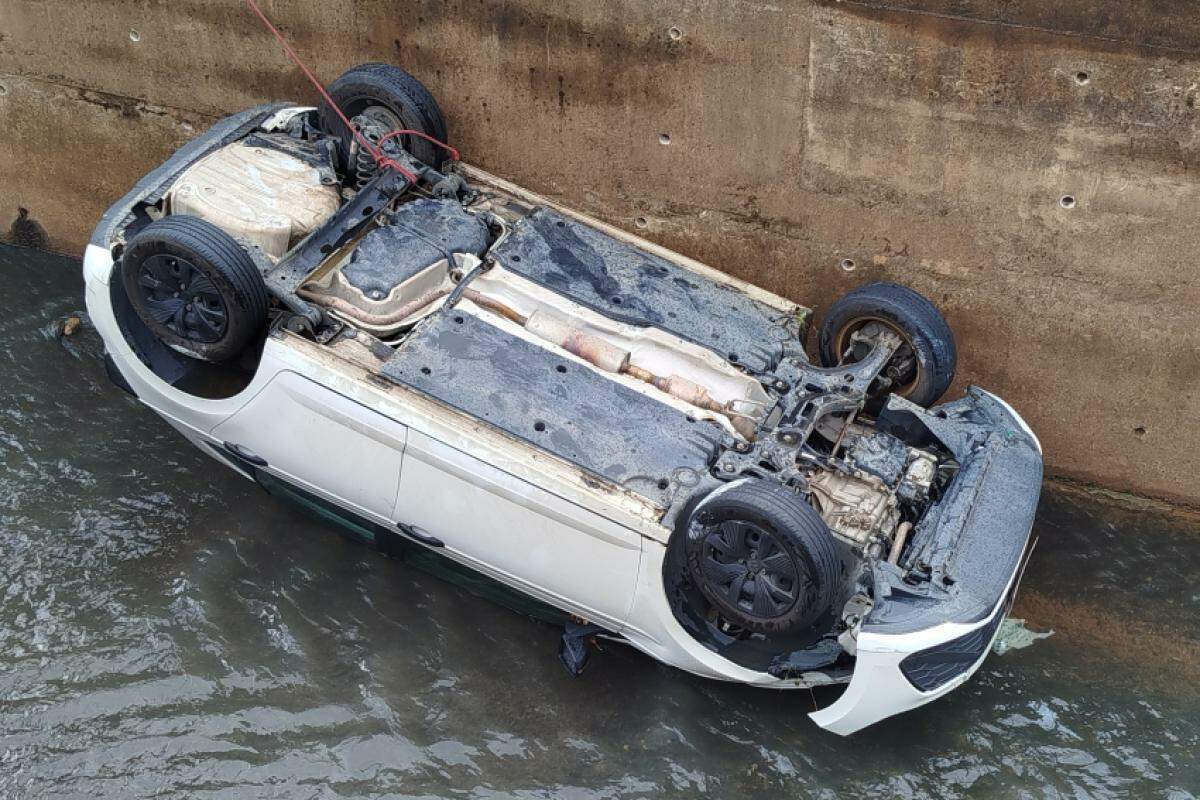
xmin=2 ymin=1 xmax=1198 ymax=503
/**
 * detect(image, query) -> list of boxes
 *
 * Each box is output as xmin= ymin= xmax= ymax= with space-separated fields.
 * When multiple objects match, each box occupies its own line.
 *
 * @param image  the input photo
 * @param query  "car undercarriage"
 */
xmin=84 ymin=64 xmax=1042 ymax=734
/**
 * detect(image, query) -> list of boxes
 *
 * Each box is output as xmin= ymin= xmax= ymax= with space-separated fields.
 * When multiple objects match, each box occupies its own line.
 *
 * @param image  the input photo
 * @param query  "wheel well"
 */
xmin=108 ymin=272 xmax=263 ymax=399
xmin=659 ymin=500 xmax=847 ymax=678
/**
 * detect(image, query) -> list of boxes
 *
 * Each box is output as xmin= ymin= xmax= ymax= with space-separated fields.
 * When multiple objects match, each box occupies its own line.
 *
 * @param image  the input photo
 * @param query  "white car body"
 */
xmin=84 ymin=103 xmax=1042 ymax=734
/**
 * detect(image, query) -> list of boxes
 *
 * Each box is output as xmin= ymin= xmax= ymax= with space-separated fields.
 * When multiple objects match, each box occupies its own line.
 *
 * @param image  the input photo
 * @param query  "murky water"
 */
xmin=2 ymin=242 xmax=1198 ymax=799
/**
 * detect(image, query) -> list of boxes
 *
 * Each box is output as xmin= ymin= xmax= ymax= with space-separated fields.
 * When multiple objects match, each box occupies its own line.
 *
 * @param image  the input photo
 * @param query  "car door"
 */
xmin=395 ymin=429 xmax=642 ymax=631
xmin=210 ymin=370 xmax=407 ymax=525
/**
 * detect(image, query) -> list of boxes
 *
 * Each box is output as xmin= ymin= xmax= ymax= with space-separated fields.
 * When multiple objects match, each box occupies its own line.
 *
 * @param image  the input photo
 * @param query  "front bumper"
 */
xmin=811 ymin=540 xmax=1031 ymax=734
xmin=810 ymin=388 xmax=1042 ymax=734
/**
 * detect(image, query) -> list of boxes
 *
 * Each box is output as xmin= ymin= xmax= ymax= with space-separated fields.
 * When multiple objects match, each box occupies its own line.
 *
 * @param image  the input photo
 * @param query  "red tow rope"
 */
xmin=377 ymin=129 xmax=459 ymax=162
xmin=242 ymin=0 xmax=458 ymax=182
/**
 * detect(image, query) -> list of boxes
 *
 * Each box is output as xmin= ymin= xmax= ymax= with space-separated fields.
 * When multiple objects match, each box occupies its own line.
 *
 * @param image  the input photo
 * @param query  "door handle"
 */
xmin=223 ymin=441 xmax=268 ymax=467
xmin=396 ymin=522 xmax=444 ymax=548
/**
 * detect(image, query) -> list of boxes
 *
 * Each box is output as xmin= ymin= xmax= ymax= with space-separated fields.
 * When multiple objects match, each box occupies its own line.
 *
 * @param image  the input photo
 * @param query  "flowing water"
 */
xmin=1 ymin=243 xmax=1198 ymax=799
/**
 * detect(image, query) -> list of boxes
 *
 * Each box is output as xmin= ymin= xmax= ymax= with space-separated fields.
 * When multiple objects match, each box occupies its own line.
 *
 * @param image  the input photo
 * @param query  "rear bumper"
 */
xmin=810 ymin=388 xmax=1042 ymax=734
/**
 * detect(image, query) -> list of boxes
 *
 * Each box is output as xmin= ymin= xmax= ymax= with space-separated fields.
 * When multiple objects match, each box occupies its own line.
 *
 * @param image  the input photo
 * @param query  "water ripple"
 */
xmin=1 ymin=244 xmax=1198 ymax=799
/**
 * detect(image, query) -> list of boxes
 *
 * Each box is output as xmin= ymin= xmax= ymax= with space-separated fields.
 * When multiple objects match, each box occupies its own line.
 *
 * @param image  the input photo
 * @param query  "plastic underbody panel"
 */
xmin=492 ymin=207 xmax=799 ymax=374
xmin=380 ymin=312 xmax=722 ymax=507
xmin=341 ymin=199 xmax=489 ymax=295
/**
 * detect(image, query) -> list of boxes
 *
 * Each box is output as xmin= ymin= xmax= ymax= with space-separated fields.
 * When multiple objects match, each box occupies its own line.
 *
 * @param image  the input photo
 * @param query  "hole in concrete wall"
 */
xmin=634 ymin=216 xmax=648 ymax=228
xmin=129 ymin=29 xmax=141 ymax=43
xmin=0 ymin=83 xmax=8 ymax=97
xmin=840 ymin=258 xmax=857 ymax=272
xmin=1060 ymin=195 xmax=1077 ymax=209
xmin=1074 ymin=71 xmax=1090 ymax=86
xmin=659 ymin=133 xmax=671 ymax=145
xmin=1133 ymin=425 xmax=1147 ymax=437
xmin=668 ymin=26 xmax=683 ymax=41
xmin=533 ymin=420 xmax=547 ymax=432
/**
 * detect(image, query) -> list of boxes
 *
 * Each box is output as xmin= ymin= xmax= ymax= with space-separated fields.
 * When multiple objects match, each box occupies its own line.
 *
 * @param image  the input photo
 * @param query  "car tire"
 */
xmin=818 ymin=281 xmax=957 ymax=407
xmin=120 ymin=215 xmax=268 ymax=363
xmin=685 ymin=480 xmax=840 ymax=635
xmin=320 ymin=62 xmax=449 ymax=169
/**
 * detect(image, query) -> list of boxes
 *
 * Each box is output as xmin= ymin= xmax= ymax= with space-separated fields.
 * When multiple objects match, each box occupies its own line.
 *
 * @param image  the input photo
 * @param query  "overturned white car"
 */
xmin=83 ymin=63 xmax=1042 ymax=734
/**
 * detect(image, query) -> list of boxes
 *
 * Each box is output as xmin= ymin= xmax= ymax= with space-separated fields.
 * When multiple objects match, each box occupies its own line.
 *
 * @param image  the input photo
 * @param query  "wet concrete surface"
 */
xmin=1 ymin=242 xmax=1198 ymax=798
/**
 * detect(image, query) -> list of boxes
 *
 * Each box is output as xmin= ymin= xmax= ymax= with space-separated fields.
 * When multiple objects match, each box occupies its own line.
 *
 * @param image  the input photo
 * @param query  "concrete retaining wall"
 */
xmin=2 ymin=1 xmax=1197 ymax=503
